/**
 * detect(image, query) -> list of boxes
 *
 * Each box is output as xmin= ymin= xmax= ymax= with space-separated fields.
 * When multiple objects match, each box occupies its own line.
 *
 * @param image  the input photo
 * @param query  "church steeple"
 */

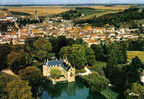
xmin=34 ymin=9 xmax=39 ymax=21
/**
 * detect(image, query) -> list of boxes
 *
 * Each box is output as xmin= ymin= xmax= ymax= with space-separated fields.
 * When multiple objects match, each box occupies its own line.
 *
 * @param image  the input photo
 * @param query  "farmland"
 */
xmin=127 ymin=51 xmax=144 ymax=63
xmin=0 ymin=10 xmax=8 ymax=17
xmin=0 ymin=5 xmax=130 ymax=17
xmin=0 ymin=6 xmax=69 ymax=16
xmin=90 ymin=5 xmax=130 ymax=10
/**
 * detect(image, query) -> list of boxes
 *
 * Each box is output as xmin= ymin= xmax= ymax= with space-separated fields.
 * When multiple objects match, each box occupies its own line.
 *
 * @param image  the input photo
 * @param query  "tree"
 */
xmin=0 ymin=44 xmax=11 ymax=70
xmin=33 ymin=38 xmax=52 ymax=61
xmin=66 ymin=38 xmax=75 ymax=46
xmin=0 ymin=73 xmax=17 ymax=99
xmin=131 ymin=56 xmax=142 ymax=69
xmin=49 ymin=36 xmax=58 ymax=55
xmin=75 ymin=7 xmax=144 ymax=27
xmin=106 ymin=42 xmax=127 ymax=77
xmin=24 ymin=38 xmax=37 ymax=65
xmin=50 ymin=67 xmax=62 ymax=79
xmin=125 ymin=83 xmax=144 ymax=99
xmin=117 ymin=42 xmax=127 ymax=64
xmin=24 ymin=38 xmax=53 ymax=67
xmin=49 ymin=36 xmax=88 ymax=58
xmin=49 ymin=36 xmax=67 ymax=58
xmin=7 ymin=50 xmax=29 ymax=73
xmin=19 ymin=66 xmax=42 ymax=99
xmin=85 ymin=47 xmax=96 ymax=66
xmin=106 ymin=42 xmax=119 ymax=78
xmin=75 ymin=38 xmax=87 ymax=46
xmin=91 ymin=43 xmax=107 ymax=61
xmin=6 ymin=79 xmax=33 ymax=99
xmin=59 ymin=44 xmax=87 ymax=69
xmin=82 ymin=72 xmax=109 ymax=92
xmin=125 ymin=56 xmax=142 ymax=87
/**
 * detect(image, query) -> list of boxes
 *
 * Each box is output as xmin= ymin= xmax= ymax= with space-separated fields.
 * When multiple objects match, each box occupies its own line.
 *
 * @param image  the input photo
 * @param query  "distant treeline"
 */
xmin=57 ymin=9 xmax=82 ymax=20
xmin=17 ymin=17 xmax=45 ymax=27
xmin=58 ymin=7 xmax=103 ymax=20
xmin=10 ymin=11 xmax=31 ymax=16
xmin=74 ymin=7 xmax=144 ymax=27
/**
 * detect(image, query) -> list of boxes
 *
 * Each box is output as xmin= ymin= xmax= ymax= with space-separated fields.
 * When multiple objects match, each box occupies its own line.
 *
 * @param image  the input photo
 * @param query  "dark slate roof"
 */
xmin=44 ymin=59 xmax=70 ymax=71
xmin=47 ymin=60 xmax=64 ymax=66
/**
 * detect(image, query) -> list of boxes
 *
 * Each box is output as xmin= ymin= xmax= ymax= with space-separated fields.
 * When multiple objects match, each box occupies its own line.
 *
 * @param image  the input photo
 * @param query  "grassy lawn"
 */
xmin=127 ymin=51 xmax=144 ymax=63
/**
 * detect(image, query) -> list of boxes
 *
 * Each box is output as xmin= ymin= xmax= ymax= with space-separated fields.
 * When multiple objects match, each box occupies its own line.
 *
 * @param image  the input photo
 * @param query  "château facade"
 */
xmin=43 ymin=58 xmax=75 ymax=84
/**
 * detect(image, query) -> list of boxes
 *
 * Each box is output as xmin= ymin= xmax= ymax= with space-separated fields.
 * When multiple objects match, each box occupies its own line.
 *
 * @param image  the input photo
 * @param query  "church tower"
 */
xmin=34 ymin=10 xmax=39 ymax=20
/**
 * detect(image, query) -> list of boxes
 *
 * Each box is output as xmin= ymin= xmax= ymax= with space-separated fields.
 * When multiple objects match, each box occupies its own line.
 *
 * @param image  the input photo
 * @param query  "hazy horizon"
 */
xmin=0 ymin=0 xmax=144 ymax=5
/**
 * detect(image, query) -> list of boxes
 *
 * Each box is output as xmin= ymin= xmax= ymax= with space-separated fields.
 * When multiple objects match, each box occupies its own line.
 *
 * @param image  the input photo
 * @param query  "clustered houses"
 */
xmin=77 ymin=25 xmax=142 ymax=46
xmin=0 ymin=16 xmax=17 ymax=22
xmin=0 ymin=23 xmax=45 ymax=45
xmin=0 ymin=14 xmax=46 ymax=45
xmin=44 ymin=17 xmax=74 ymax=37
xmin=0 ymin=15 xmax=143 ymax=46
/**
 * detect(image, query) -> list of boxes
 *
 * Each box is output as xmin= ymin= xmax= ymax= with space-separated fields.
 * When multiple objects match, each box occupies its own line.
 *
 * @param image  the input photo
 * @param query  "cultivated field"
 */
xmin=90 ymin=5 xmax=130 ymax=10
xmin=0 ymin=5 xmax=130 ymax=17
xmin=0 ymin=10 xmax=8 ymax=17
xmin=127 ymin=51 xmax=144 ymax=63
xmin=0 ymin=6 xmax=69 ymax=16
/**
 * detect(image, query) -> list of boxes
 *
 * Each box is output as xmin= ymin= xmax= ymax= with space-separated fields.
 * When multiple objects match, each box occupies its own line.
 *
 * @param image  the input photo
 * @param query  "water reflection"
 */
xmin=41 ymin=78 xmax=105 ymax=99
xmin=87 ymin=90 xmax=106 ymax=99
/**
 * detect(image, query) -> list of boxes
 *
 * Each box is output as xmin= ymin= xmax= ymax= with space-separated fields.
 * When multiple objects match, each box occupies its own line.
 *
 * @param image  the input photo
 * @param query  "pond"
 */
xmin=41 ymin=79 xmax=106 ymax=99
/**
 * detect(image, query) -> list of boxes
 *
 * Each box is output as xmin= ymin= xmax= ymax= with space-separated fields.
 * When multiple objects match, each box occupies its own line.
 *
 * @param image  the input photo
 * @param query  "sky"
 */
xmin=0 ymin=0 xmax=144 ymax=5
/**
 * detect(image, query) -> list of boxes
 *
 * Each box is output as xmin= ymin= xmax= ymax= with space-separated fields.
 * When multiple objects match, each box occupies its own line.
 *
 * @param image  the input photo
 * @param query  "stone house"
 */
xmin=43 ymin=58 xmax=75 ymax=84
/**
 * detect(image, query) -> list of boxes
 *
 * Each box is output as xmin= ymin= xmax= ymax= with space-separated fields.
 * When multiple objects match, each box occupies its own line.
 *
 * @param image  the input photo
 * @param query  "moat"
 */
xmin=41 ymin=79 xmax=106 ymax=99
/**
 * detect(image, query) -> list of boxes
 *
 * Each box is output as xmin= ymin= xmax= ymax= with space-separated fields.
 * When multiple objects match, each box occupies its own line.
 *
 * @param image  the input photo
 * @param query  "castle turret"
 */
xmin=67 ymin=67 xmax=75 ymax=82
xmin=140 ymin=70 xmax=144 ymax=85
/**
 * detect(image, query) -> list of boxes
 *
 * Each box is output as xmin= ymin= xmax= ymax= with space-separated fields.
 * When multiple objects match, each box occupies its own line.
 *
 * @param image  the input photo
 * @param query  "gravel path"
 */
xmin=77 ymin=67 xmax=92 ymax=76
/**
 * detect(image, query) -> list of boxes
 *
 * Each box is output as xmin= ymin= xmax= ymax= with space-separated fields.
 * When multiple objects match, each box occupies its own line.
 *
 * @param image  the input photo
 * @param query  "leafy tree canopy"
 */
xmin=6 ymin=79 xmax=33 ymax=99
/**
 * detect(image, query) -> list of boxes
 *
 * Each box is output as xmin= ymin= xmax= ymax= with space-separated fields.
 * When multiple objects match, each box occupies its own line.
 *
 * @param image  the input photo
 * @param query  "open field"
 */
xmin=0 ymin=5 xmax=130 ymax=17
xmin=90 ymin=5 xmax=130 ymax=10
xmin=0 ymin=6 xmax=69 ymax=16
xmin=0 ymin=10 xmax=8 ymax=17
xmin=127 ymin=51 xmax=144 ymax=63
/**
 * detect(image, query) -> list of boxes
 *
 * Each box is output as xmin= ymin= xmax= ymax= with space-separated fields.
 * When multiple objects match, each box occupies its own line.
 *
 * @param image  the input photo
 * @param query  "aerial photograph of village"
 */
xmin=0 ymin=0 xmax=144 ymax=99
